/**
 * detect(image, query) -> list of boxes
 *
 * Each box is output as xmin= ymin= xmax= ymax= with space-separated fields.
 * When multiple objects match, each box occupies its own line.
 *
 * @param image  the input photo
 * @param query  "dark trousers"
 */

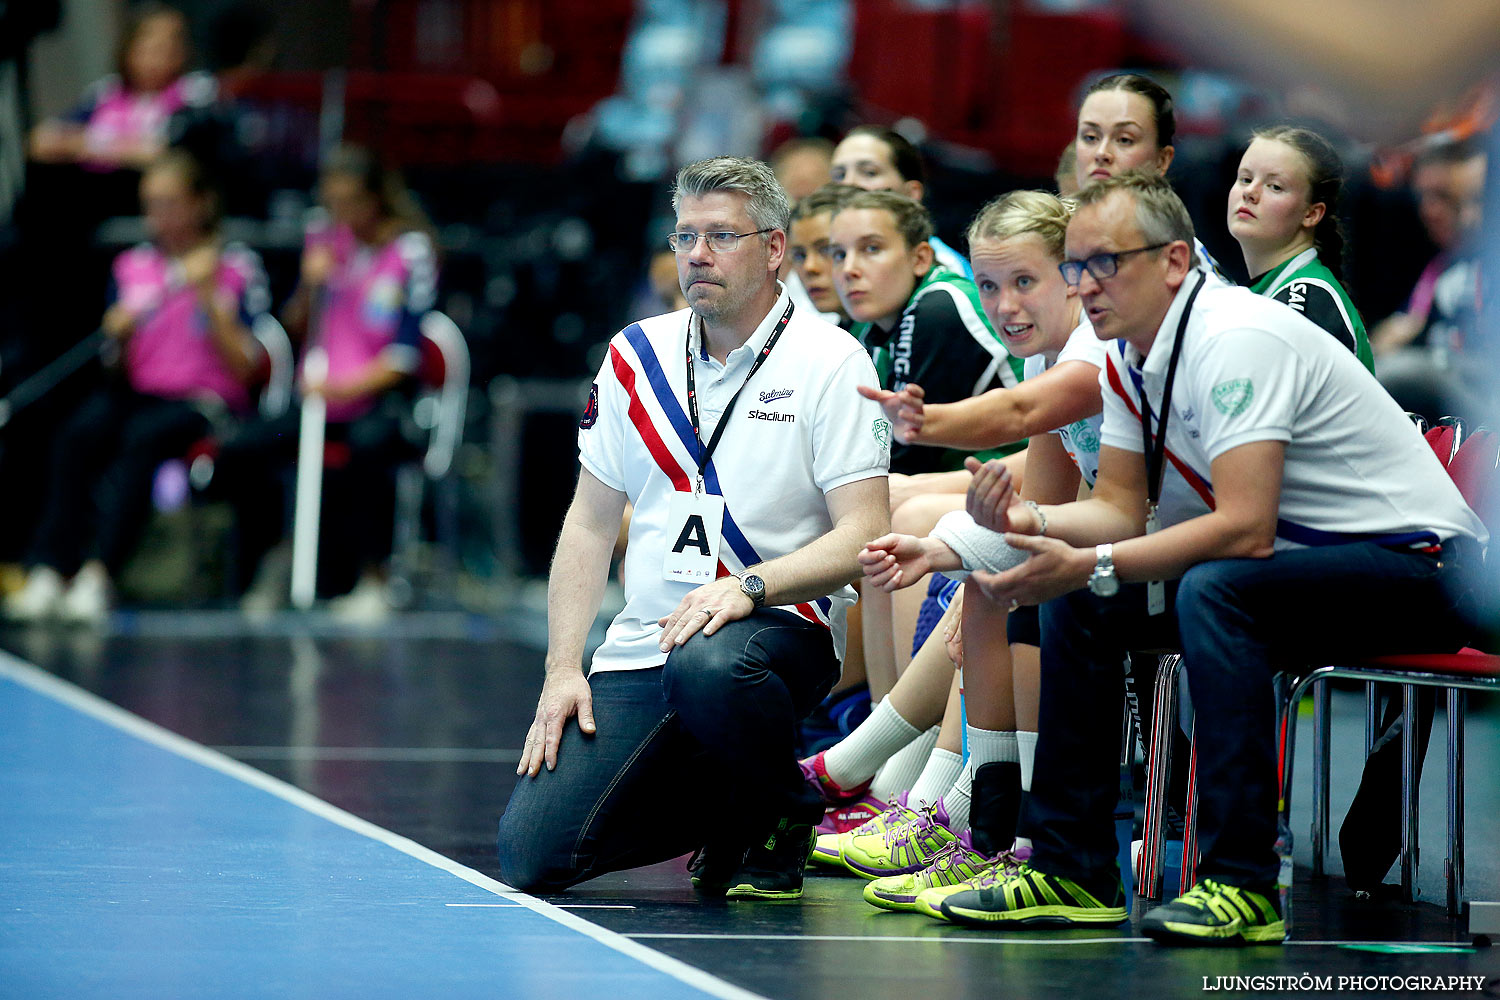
xmin=31 ymin=385 xmax=213 ymax=577
xmin=1024 ymin=540 xmax=1477 ymax=890
xmin=213 ymin=396 xmax=415 ymax=594
xmin=496 ymin=610 xmax=839 ymax=892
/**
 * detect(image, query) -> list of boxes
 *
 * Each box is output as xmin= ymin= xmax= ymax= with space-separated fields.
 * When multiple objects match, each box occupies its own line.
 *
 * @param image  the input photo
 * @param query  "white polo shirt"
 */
xmin=1099 ymin=275 xmax=1487 ymax=549
xmin=579 ymin=284 xmax=890 ymax=673
xmin=1022 ymin=316 xmax=1109 ymax=487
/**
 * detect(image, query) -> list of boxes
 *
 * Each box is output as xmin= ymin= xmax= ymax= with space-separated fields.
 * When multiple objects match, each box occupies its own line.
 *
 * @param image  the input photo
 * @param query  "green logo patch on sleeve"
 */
xmin=1211 ymin=378 xmax=1254 ymax=417
xmin=872 ymin=418 xmax=892 ymax=450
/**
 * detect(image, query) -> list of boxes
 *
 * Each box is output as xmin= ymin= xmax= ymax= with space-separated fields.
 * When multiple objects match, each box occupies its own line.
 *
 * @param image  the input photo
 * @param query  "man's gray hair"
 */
xmin=1074 ymin=170 xmax=1199 ymax=268
xmin=672 ymin=156 xmax=792 ymax=236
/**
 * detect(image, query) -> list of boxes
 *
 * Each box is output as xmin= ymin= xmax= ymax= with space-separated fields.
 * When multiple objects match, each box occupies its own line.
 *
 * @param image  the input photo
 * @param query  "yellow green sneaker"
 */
xmin=939 ymin=862 xmax=1127 ymax=928
xmin=914 ymin=846 xmax=1031 ymax=920
xmin=810 ymin=792 xmax=917 ymax=868
xmin=1140 ymin=879 xmax=1285 ymax=946
xmin=864 ymin=831 xmax=1014 ymax=912
xmin=840 ymin=797 xmax=958 ymax=880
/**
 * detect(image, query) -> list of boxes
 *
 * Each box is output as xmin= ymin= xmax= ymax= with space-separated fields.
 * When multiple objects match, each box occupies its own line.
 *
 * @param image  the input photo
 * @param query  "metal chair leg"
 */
xmin=1447 ymin=688 xmax=1466 ymax=917
xmin=1401 ymin=683 xmax=1420 ymax=902
xmin=1180 ymin=717 xmax=1200 ymax=895
xmin=1364 ymin=681 xmax=1379 ymax=757
xmin=1313 ymin=681 xmax=1331 ymax=876
xmin=1139 ymin=653 xmax=1181 ymax=901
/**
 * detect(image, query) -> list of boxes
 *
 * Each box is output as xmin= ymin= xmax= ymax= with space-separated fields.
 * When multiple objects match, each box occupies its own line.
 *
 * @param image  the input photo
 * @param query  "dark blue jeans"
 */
xmin=1023 ymin=539 xmax=1479 ymax=891
xmin=496 ymin=609 xmax=839 ymax=892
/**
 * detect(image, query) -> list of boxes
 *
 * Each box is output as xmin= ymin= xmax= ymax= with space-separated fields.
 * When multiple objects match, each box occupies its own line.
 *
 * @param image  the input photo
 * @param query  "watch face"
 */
xmin=1090 ymin=572 xmax=1119 ymax=598
xmin=740 ymin=574 xmax=766 ymax=604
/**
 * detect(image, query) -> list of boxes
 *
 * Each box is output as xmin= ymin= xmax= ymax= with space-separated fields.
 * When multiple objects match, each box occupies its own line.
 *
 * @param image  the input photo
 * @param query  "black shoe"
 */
xmin=724 ymin=818 xmax=817 ymax=900
xmin=969 ymin=761 xmax=1022 ymax=856
xmin=687 ymin=842 xmax=745 ymax=896
xmin=1140 ymin=879 xmax=1285 ymax=946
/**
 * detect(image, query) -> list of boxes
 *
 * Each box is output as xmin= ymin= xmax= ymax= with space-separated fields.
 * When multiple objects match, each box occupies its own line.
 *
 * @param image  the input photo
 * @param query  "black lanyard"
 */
xmin=684 ymin=300 xmax=794 ymax=491
xmin=1138 ymin=273 xmax=1204 ymax=509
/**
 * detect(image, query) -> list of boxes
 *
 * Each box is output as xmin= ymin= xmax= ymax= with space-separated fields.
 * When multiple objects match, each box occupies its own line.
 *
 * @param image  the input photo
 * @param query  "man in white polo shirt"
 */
xmin=497 ymin=156 xmax=891 ymax=899
xmin=931 ymin=172 xmax=1485 ymax=944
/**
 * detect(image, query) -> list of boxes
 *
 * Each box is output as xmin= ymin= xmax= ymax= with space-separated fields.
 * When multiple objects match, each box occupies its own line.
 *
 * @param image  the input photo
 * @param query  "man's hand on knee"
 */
xmin=519 ymin=667 xmax=595 ymax=777
xmin=657 ymin=576 xmax=755 ymax=651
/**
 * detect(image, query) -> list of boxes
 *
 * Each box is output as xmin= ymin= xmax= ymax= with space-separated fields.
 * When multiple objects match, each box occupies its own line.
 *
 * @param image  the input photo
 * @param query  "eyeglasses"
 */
xmin=1058 ymin=242 xmax=1171 ymax=286
xmin=666 ymin=229 xmax=773 ymax=253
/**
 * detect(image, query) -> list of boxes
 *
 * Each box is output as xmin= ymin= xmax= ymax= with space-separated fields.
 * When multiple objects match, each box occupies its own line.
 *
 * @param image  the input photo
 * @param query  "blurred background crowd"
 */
xmin=0 ymin=0 xmax=1493 ymax=625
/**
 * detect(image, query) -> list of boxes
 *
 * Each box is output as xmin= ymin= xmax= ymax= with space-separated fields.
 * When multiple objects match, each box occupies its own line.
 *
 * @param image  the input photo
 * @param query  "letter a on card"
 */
xmin=663 ymin=491 xmax=725 ymax=583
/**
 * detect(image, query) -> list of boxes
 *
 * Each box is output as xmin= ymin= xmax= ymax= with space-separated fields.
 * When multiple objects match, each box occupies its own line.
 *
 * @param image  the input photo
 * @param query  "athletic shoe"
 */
xmin=799 ymin=751 xmax=873 ymax=805
xmin=686 ymin=842 xmax=744 ymax=896
xmin=915 ymin=845 xmax=1031 ymax=920
xmin=864 ymin=830 xmax=1005 ymax=912
xmin=816 ymin=792 xmax=887 ymax=837
xmin=1140 ymin=879 xmax=1285 ymax=946
xmin=58 ymin=563 xmax=111 ymax=627
xmin=329 ymin=573 xmax=391 ymax=624
xmin=840 ymin=798 xmax=959 ymax=880
xmin=725 ymin=819 xmax=817 ymax=900
xmin=938 ymin=862 xmax=1128 ymax=928
xmin=809 ymin=792 xmax=914 ymax=868
xmin=5 ymin=565 xmax=65 ymax=622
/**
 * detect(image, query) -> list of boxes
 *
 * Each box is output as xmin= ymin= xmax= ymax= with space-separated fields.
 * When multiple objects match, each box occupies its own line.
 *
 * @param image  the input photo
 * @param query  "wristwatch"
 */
xmin=1087 ymin=544 xmax=1119 ymax=598
xmin=738 ymin=572 xmax=767 ymax=608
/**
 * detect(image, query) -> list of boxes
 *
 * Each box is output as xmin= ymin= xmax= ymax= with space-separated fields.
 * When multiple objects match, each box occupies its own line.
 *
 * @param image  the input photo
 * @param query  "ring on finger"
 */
xmin=700 ymin=607 xmax=717 ymax=616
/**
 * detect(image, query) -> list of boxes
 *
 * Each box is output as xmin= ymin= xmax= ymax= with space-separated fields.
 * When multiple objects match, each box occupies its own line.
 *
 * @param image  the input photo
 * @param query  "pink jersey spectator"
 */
xmin=114 ymin=241 xmax=268 ymax=414
xmin=70 ymin=71 xmax=217 ymax=171
xmin=305 ymin=223 xmax=437 ymax=422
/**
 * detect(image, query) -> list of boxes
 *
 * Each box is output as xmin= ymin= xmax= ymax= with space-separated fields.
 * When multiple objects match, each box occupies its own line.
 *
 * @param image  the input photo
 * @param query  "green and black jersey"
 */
xmin=1249 ymin=248 xmax=1374 ymax=372
xmin=851 ymin=264 xmax=1026 ymax=474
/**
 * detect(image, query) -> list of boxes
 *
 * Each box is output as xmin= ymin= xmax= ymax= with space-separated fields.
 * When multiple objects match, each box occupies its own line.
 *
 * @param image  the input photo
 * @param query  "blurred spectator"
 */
xmin=28 ymin=3 xmax=215 ymax=173
xmin=1372 ymin=141 xmax=1487 ymax=422
xmin=222 ymin=146 xmax=438 ymax=620
xmin=4 ymin=149 xmax=267 ymax=625
xmin=1369 ymin=139 xmax=1485 ymax=356
xmin=770 ymin=136 xmax=834 ymax=201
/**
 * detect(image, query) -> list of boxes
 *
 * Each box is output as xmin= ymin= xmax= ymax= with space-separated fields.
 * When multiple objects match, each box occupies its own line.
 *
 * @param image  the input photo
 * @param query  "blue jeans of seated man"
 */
xmin=496 ymin=609 xmax=839 ymax=892
xmin=1023 ymin=539 xmax=1479 ymax=892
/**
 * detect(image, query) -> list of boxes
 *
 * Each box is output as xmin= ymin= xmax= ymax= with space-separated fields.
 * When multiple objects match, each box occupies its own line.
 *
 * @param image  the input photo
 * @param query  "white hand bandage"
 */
xmin=931 ymin=510 xmax=1030 ymax=581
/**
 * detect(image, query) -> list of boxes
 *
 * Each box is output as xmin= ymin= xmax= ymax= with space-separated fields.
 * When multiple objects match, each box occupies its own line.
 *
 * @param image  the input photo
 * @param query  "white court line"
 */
xmin=216 ymin=746 xmax=521 ymax=763
xmin=628 ymin=933 xmax=1150 ymax=945
xmin=0 ymin=654 xmax=766 ymax=1000
xmin=447 ymin=903 xmax=637 ymax=910
xmin=626 ymin=933 xmax=1475 ymax=950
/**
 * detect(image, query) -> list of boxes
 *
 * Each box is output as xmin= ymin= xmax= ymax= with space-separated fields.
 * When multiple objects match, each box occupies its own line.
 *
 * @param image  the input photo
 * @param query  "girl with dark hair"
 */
xmin=5 ymin=150 xmax=267 ymax=623
xmin=830 ymin=126 xmax=971 ymax=278
xmin=1073 ymin=73 xmax=1229 ymax=282
xmin=1227 ymin=126 xmax=1373 ymax=369
xmin=227 ymin=146 xmax=439 ymax=620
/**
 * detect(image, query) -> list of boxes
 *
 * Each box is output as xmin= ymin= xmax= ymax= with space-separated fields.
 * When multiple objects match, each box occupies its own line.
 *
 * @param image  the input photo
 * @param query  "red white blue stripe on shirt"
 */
xmin=1107 ymin=343 xmax=1439 ymax=550
xmin=612 ymin=323 xmax=832 ymax=627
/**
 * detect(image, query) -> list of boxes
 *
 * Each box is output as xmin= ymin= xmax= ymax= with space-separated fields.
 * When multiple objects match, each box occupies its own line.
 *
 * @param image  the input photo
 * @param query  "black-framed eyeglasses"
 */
xmin=666 ymin=229 xmax=774 ymax=253
xmin=1058 ymin=242 xmax=1171 ymax=286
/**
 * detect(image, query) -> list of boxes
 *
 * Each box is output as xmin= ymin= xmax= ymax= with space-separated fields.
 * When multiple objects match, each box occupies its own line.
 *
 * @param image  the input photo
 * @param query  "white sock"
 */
xmin=1016 ymin=731 xmax=1037 ymax=790
xmin=944 ymin=727 xmax=1016 ymax=832
xmin=869 ymin=725 xmax=940 ymax=801
xmin=944 ymin=764 xmax=974 ymax=832
xmin=906 ymin=747 xmax=965 ymax=809
xmin=967 ymin=726 xmax=1017 ymax=767
xmin=1015 ymin=730 xmax=1038 ymax=851
xmin=822 ymin=698 xmax=922 ymax=789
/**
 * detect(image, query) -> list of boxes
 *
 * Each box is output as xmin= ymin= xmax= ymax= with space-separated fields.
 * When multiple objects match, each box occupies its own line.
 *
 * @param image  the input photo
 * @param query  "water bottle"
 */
xmin=1274 ymin=817 xmax=1294 ymax=927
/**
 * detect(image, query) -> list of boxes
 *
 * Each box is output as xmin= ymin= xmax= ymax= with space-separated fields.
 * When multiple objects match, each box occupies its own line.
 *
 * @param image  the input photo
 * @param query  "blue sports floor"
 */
xmin=0 ymin=650 xmax=758 ymax=1000
xmin=2 ymin=615 xmax=1498 ymax=999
